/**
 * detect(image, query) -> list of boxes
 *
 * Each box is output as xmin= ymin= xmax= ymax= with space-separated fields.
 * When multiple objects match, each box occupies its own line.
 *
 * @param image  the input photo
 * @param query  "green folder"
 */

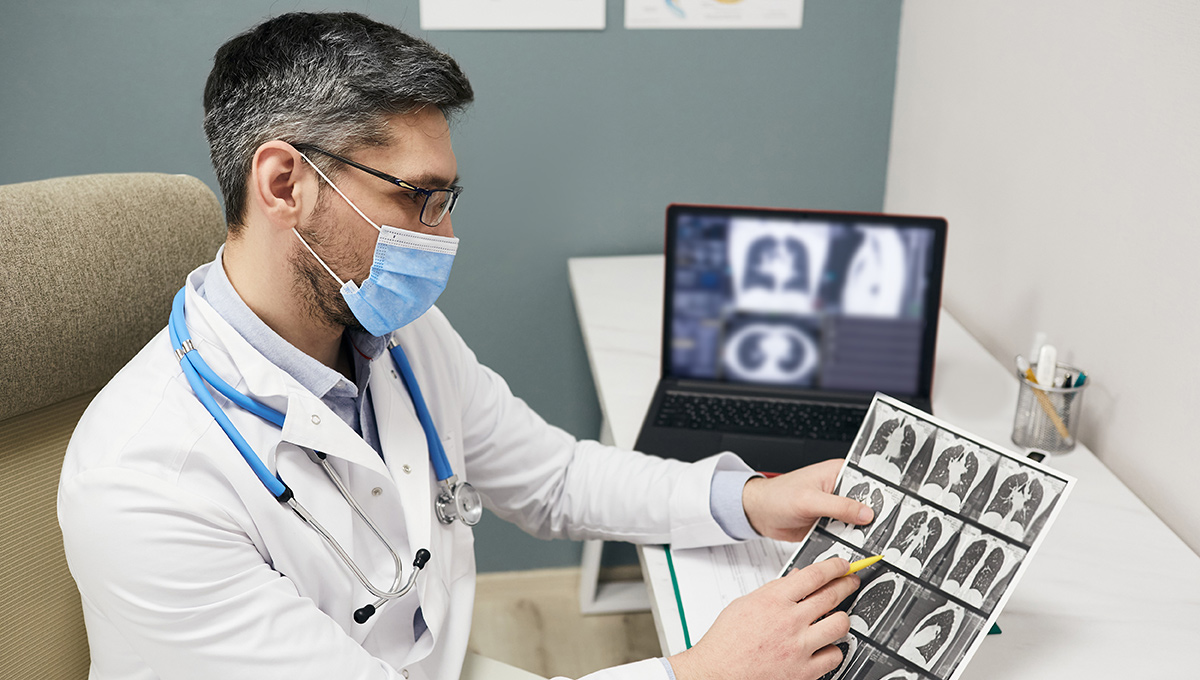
xmin=663 ymin=545 xmax=695 ymax=649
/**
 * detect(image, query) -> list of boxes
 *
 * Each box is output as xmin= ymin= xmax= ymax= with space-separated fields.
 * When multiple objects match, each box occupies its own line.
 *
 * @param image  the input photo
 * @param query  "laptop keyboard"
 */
xmin=654 ymin=392 xmax=869 ymax=442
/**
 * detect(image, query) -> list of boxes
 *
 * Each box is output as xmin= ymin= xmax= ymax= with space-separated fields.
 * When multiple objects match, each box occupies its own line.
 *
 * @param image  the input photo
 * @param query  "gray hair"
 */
xmin=203 ymin=12 xmax=474 ymax=233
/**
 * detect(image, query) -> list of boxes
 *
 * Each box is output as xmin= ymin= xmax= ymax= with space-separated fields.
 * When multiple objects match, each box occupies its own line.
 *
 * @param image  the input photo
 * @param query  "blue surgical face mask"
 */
xmin=295 ymin=153 xmax=459 ymax=337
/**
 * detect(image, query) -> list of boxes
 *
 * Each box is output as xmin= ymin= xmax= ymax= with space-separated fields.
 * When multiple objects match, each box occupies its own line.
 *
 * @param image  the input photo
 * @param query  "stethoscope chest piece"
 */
xmin=436 ymin=477 xmax=482 ymax=526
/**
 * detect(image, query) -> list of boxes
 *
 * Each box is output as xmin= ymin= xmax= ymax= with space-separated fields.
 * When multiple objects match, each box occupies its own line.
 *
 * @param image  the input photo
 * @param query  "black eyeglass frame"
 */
xmin=291 ymin=143 xmax=462 ymax=228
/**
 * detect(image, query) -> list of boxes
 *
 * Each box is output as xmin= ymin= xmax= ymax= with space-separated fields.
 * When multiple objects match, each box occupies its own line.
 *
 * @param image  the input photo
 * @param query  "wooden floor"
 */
xmin=468 ymin=567 xmax=663 ymax=679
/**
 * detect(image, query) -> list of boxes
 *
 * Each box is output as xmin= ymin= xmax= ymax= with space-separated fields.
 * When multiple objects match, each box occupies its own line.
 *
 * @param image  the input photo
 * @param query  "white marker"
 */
xmin=1036 ymin=344 xmax=1057 ymax=386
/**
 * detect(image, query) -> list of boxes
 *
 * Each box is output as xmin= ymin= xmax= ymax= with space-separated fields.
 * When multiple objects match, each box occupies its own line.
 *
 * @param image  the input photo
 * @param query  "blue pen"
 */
xmin=1074 ymin=372 xmax=1087 ymax=387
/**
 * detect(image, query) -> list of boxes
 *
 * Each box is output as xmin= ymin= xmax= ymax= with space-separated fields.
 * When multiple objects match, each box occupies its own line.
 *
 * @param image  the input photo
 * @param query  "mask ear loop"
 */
xmin=292 ymin=150 xmax=383 ymax=288
xmin=299 ymin=151 xmax=382 ymax=232
xmin=292 ymin=228 xmax=346 ymax=288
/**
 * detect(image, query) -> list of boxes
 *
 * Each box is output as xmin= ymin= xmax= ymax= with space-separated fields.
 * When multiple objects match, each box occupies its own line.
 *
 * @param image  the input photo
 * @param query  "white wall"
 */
xmin=885 ymin=1 xmax=1200 ymax=553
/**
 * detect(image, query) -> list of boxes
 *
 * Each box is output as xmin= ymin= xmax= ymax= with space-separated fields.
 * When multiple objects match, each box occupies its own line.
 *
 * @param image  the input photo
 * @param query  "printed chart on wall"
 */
xmin=780 ymin=395 xmax=1074 ymax=680
xmin=626 ymin=0 xmax=804 ymax=29
xmin=420 ymin=0 xmax=605 ymax=30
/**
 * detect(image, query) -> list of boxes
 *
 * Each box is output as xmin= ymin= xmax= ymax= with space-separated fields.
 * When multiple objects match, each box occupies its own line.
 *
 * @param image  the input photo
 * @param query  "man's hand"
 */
xmin=741 ymin=458 xmax=874 ymax=542
xmin=668 ymin=558 xmax=859 ymax=680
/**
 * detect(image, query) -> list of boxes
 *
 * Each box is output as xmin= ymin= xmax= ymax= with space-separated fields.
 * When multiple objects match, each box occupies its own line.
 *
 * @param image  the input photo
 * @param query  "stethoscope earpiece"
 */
xmin=354 ymin=548 xmax=432 ymax=625
xmin=353 ymin=604 xmax=376 ymax=625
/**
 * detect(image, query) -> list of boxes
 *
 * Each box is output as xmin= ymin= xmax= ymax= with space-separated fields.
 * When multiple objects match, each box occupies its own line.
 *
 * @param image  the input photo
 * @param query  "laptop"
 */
xmin=633 ymin=204 xmax=947 ymax=474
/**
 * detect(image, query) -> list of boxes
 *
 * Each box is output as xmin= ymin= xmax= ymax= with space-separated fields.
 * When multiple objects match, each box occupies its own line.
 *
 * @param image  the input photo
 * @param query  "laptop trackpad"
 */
xmin=719 ymin=434 xmax=847 ymax=474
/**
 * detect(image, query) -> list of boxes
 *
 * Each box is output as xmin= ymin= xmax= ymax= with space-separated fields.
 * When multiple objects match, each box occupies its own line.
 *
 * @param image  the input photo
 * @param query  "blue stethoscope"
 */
xmin=167 ymin=288 xmax=481 ymax=623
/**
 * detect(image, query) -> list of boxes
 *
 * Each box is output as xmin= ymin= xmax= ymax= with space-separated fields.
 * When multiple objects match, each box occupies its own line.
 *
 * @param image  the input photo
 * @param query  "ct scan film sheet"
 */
xmin=782 ymin=394 xmax=1074 ymax=680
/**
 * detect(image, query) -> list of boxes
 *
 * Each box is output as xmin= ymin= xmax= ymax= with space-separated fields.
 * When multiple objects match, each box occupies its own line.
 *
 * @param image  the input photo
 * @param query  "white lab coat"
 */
xmin=59 ymin=263 xmax=751 ymax=680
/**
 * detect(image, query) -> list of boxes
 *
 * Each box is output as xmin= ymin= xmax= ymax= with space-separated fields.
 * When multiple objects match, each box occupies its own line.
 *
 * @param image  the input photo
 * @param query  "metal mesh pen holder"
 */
xmin=1012 ymin=360 xmax=1088 ymax=452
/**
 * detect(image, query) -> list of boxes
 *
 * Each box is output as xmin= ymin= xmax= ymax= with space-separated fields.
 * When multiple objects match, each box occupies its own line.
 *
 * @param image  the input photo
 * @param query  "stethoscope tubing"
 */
xmin=169 ymin=289 xmax=289 ymax=499
xmin=169 ymin=290 xmax=286 ymax=427
xmin=310 ymin=453 xmax=403 ymax=599
xmin=386 ymin=339 xmax=453 ymax=482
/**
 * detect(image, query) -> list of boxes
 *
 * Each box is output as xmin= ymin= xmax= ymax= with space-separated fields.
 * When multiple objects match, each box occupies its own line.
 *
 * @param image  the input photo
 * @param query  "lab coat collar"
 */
xmin=184 ymin=265 xmax=293 ymax=407
xmin=279 ymin=390 xmax=391 ymax=480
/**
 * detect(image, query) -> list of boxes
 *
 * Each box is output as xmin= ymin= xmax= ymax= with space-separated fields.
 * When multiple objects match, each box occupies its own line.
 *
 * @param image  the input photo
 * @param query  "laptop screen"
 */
xmin=665 ymin=205 xmax=946 ymax=398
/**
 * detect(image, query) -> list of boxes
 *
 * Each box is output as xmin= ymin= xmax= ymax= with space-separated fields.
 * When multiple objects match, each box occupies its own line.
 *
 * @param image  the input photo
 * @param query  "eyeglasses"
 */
xmin=292 ymin=143 xmax=462 ymax=228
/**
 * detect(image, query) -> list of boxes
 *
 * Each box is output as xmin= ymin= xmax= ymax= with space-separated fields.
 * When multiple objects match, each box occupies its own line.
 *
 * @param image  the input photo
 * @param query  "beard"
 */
xmin=289 ymin=197 xmax=370 ymax=334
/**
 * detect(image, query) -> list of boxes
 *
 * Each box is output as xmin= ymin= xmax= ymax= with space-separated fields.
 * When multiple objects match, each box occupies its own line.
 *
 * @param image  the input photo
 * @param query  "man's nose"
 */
xmin=433 ymin=214 xmax=454 ymax=239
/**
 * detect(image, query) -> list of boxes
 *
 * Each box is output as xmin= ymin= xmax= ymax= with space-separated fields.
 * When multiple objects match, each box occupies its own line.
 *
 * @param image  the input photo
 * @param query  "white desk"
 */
xmin=567 ymin=254 xmax=1200 ymax=678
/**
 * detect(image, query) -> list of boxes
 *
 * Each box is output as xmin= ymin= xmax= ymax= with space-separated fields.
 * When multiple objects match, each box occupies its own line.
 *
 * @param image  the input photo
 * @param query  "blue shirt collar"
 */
xmin=198 ymin=247 xmax=387 ymax=400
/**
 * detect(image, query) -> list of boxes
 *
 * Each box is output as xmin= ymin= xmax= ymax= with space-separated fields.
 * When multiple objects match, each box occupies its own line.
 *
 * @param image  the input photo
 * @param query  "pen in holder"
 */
xmin=1011 ymin=358 xmax=1088 ymax=453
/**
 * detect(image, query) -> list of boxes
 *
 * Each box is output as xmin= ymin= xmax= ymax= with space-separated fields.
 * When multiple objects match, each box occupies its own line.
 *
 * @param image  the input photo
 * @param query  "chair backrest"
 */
xmin=0 ymin=173 xmax=226 ymax=679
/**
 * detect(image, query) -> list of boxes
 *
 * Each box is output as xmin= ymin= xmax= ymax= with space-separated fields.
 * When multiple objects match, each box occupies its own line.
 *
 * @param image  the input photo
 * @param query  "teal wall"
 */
xmin=1 ymin=1 xmax=901 ymax=572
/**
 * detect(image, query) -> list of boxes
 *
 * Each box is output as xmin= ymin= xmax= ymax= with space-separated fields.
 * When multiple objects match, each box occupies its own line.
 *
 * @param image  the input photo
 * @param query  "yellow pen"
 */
xmin=1023 ymin=367 xmax=1071 ymax=439
xmin=843 ymin=554 xmax=883 ymax=576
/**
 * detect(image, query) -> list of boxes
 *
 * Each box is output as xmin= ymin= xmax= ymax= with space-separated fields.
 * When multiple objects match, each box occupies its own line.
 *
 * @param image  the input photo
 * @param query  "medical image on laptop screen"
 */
xmin=669 ymin=211 xmax=938 ymax=396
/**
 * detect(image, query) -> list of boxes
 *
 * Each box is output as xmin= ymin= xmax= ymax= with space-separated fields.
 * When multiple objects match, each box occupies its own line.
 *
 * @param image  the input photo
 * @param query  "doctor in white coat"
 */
xmin=58 ymin=12 xmax=873 ymax=680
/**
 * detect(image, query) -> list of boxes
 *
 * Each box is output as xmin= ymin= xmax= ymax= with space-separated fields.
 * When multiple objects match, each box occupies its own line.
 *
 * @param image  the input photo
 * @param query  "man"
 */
xmin=59 ymin=13 xmax=873 ymax=680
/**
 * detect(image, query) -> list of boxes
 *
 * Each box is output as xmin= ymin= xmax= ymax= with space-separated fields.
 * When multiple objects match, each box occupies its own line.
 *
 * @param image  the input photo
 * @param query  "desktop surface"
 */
xmin=568 ymin=254 xmax=1200 ymax=680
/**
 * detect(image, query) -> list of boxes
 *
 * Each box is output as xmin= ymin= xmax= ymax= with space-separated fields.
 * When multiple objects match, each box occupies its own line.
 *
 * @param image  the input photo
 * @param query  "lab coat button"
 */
xmin=311 ymin=414 xmax=321 ymax=425
xmin=402 ymin=464 xmax=412 ymax=474
xmin=402 ymin=670 xmax=409 ymax=679
xmin=371 ymin=487 xmax=382 ymax=497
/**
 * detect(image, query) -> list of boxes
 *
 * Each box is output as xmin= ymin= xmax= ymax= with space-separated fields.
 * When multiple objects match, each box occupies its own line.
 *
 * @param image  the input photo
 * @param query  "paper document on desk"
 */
xmin=779 ymin=394 xmax=1075 ymax=680
xmin=665 ymin=538 xmax=797 ymax=646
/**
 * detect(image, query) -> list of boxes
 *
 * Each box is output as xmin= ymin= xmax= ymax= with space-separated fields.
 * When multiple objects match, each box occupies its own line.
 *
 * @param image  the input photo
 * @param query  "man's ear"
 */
xmin=247 ymin=141 xmax=317 ymax=232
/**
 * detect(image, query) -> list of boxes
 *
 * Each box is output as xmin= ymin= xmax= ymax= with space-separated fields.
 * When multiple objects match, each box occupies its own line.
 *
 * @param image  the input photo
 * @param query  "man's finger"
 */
xmin=802 ymin=490 xmax=874 ymax=526
xmin=798 ymin=575 xmax=860 ymax=622
xmin=806 ymin=458 xmax=846 ymax=490
xmin=777 ymin=557 xmax=849 ymax=602
xmin=807 ymin=642 xmax=847 ymax=677
xmin=804 ymin=613 xmax=852 ymax=655
xmin=808 ymin=611 xmax=852 ymax=646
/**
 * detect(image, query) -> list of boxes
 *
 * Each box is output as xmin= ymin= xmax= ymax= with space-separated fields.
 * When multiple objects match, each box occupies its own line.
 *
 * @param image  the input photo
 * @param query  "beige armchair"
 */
xmin=0 ymin=173 xmax=226 ymax=679
xmin=0 ymin=172 xmax=544 ymax=680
